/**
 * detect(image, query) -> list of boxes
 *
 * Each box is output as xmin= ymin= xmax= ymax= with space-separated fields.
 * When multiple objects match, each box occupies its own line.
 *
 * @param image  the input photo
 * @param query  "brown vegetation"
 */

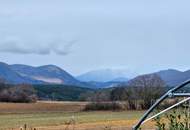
xmin=83 ymin=102 xmax=124 ymax=111
xmin=0 ymin=101 xmax=88 ymax=113
xmin=0 ymin=84 xmax=37 ymax=103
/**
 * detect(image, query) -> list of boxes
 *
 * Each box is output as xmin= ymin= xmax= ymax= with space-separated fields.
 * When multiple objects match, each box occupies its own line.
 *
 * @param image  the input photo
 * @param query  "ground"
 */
xmin=0 ymin=101 xmax=154 ymax=130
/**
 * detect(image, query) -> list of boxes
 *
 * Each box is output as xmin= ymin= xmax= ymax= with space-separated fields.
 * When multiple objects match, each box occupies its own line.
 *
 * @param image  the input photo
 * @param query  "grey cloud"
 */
xmin=52 ymin=40 xmax=77 ymax=55
xmin=0 ymin=37 xmax=77 ymax=55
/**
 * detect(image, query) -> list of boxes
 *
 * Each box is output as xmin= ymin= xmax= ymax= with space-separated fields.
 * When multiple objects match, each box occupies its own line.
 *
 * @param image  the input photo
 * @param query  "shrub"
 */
xmin=153 ymin=108 xmax=190 ymax=130
xmin=83 ymin=102 xmax=124 ymax=111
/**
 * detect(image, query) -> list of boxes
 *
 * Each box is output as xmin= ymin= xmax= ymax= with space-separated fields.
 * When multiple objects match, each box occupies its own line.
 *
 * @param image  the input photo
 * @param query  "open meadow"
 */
xmin=0 ymin=101 xmax=154 ymax=130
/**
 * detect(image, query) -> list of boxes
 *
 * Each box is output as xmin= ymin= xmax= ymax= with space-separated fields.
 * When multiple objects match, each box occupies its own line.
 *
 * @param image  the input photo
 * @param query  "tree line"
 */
xmin=0 ymin=83 xmax=37 ymax=103
xmin=82 ymin=74 xmax=166 ymax=110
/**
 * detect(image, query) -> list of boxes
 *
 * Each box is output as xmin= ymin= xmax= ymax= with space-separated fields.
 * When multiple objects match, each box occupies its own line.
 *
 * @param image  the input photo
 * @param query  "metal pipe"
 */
xmin=172 ymin=93 xmax=190 ymax=97
xmin=132 ymin=79 xmax=190 ymax=130
xmin=142 ymin=97 xmax=190 ymax=124
xmin=132 ymin=90 xmax=169 ymax=130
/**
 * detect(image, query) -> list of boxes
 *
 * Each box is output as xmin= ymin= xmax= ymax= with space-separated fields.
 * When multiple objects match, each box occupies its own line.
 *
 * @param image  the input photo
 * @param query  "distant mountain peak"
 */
xmin=39 ymin=64 xmax=59 ymax=68
xmin=155 ymin=69 xmax=190 ymax=86
xmin=38 ymin=65 xmax=63 ymax=72
xmin=158 ymin=69 xmax=182 ymax=73
xmin=77 ymin=68 xmax=133 ymax=82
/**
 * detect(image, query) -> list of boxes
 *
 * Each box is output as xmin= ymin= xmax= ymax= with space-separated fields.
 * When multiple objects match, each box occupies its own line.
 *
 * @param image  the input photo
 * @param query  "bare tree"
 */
xmin=110 ymin=87 xmax=127 ymax=101
xmin=126 ymin=74 xmax=166 ymax=109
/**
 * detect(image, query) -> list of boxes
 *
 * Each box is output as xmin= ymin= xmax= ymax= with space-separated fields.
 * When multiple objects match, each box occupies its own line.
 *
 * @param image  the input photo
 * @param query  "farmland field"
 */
xmin=0 ymin=101 xmax=154 ymax=130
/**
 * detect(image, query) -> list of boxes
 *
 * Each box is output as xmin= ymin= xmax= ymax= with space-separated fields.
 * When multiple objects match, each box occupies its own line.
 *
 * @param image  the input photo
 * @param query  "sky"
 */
xmin=0 ymin=0 xmax=190 ymax=76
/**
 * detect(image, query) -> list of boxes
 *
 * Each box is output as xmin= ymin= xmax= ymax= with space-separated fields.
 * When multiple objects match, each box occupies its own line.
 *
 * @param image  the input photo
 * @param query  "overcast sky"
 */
xmin=0 ymin=0 xmax=190 ymax=75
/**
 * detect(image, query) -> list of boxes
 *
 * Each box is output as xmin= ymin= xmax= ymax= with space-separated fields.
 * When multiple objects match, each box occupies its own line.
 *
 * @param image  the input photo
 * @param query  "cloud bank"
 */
xmin=0 ymin=36 xmax=77 ymax=55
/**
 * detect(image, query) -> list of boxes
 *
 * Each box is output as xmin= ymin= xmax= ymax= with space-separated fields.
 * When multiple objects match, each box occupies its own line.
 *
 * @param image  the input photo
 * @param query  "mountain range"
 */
xmin=76 ymin=69 xmax=132 ymax=82
xmin=155 ymin=69 xmax=190 ymax=86
xmin=0 ymin=62 xmax=82 ymax=86
xmin=0 ymin=62 xmax=126 ymax=88
xmin=0 ymin=62 xmax=190 ymax=88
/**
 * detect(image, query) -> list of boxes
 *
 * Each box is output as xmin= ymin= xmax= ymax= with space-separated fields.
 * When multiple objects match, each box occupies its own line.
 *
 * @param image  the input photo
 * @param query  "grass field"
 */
xmin=0 ymin=101 xmax=154 ymax=130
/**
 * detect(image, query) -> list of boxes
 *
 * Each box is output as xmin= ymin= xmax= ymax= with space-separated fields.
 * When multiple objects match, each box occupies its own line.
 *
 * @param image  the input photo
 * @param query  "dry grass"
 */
xmin=0 ymin=101 xmax=88 ymax=114
xmin=0 ymin=101 xmax=154 ymax=130
xmin=34 ymin=119 xmax=155 ymax=130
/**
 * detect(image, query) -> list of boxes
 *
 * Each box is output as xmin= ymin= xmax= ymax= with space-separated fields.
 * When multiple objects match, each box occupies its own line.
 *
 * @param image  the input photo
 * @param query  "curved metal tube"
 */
xmin=142 ymin=97 xmax=190 ymax=124
xmin=132 ymin=79 xmax=190 ymax=130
